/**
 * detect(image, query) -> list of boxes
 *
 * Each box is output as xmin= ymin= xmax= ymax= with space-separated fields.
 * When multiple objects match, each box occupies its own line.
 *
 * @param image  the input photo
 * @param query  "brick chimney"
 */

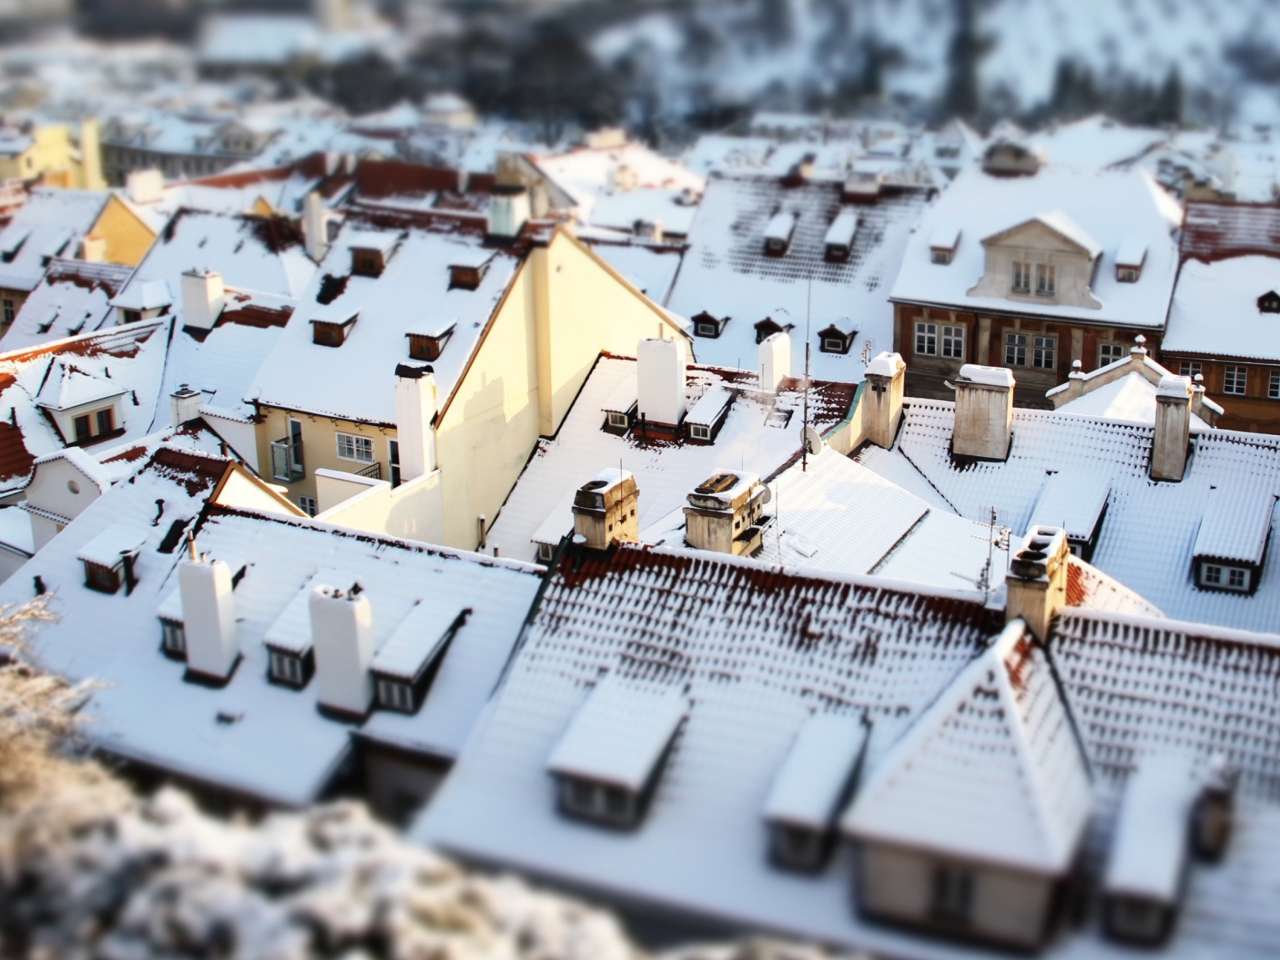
xmin=310 ymin=584 xmax=374 ymax=718
xmin=1006 ymin=525 xmax=1070 ymax=641
xmin=759 ymin=331 xmax=791 ymax=394
xmin=637 ymin=336 xmax=687 ymax=426
xmin=684 ymin=470 xmax=769 ymax=555
xmin=571 ymin=469 xmax=639 ymax=550
xmin=1152 ymin=374 xmax=1192 ymax=482
xmin=863 ymin=351 xmax=905 ymax=448
xmin=394 ymin=362 xmax=438 ymax=482
xmin=953 ymin=364 xmax=1015 ymax=460
xmin=180 ymin=552 xmax=239 ymax=682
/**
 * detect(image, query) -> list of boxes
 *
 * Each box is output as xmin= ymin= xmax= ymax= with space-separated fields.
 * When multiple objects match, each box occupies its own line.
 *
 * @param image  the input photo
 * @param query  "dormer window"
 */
xmin=1116 ymin=241 xmax=1147 ymax=283
xmin=1259 ymin=290 xmax=1280 ymax=313
xmin=406 ymin=322 xmax=455 ymax=362
xmin=1036 ymin=264 xmax=1056 ymax=296
xmin=930 ymin=226 xmax=959 ymax=265
xmin=311 ymin=313 xmax=357 ymax=347
xmin=755 ymin=317 xmax=786 ymax=344
xmin=77 ymin=525 xmax=146 ymax=595
xmin=1191 ymin=487 xmax=1272 ymax=594
xmin=692 ymin=311 xmax=729 ymax=339
xmin=763 ymin=212 xmax=796 ymax=257
xmin=823 ymin=210 xmax=859 ymax=263
xmin=269 ymin=648 xmax=313 ymax=687
xmin=818 ymin=325 xmax=855 ymax=355
xmin=351 ymin=247 xmax=384 ymax=277
xmin=369 ymin=604 xmax=469 ymax=715
xmin=121 ymin=308 xmax=141 ymax=324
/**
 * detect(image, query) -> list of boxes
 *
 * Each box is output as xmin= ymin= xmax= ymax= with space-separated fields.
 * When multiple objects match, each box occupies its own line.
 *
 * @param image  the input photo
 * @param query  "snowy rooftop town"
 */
xmin=2 ymin=1 xmax=1280 ymax=958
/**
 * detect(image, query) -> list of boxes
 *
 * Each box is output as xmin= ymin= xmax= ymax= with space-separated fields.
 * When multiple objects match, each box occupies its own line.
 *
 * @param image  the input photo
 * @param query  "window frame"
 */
xmin=73 ymin=415 xmax=91 ymax=443
xmin=298 ymin=495 xmax=317 ymax=517
xmin=1099 ymin=343 xmax=1125 ymax=366
xmin=1004 ymin=332 xmax=1028 ymax=366
xmin=1224 ymin=365 xmax=1248 ymax=396
xmin=269 ymin=650 xmax=305 ymax=686
xmin=1035 ymin=263 xmax=1057 ymax=296
xmin=1011 ymin=260 xmax=1030 ymax=293
xmin=689 ymin=423 xmax=712 ymax=441
xmin=376 ymin=677 xmax=416 ymax=713
xmin=1117 ymin=266 xmax=1139 ymax=283
xmin=335 ymin=432 xmax=375 ymax=464
xmin=941 ymin=325 xmax=965 ymax=360
xmin=1180 ymin=361 xmax=1202 ymax=379
xmin=1201 ymin=561 xmax=1252 ymax=593
xmin=607 ymin=411 xmax=629 ymax=430
xmin=161 ymin=619 xmax=186 ymax=656
xmin=930 ymin=862 xmax=975 ymax=926
xmin=1269 ymin=370 xmax=1280 ymax=400
xmin=931 ymin=248 xmax=952 ymax=265
xmin=96 ymin=407 xmax=115 ymax=435
xmin=914 ymin=321 xmax=938 ymax=356
xmin=1032 ymin=335 xmax=1056 ymax=369
xmin=1 ymin=298 xmax=13 ymax=324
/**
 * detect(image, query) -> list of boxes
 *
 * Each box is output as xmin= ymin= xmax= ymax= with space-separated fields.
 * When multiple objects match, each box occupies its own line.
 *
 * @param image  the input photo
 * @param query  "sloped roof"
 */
xmin=35 ymin=360 xmax=127 ymax=411
xmin=843 ymin=622 xmax=1092 ymax=874
xmin=1193 ymin=485 xmax=1275 ymax=565
xmin=0 ymin=188 xmax=108 ymax=293
xmin=0 ymin=259 xmax=133 ymax=352
xmin=1164 ymin=255 xmax=1280 ymax=363
xmin=984 ymin=210 xmax=1103 ymax=259
xmin=1181 ymin=201 xmax=1280 ymax=263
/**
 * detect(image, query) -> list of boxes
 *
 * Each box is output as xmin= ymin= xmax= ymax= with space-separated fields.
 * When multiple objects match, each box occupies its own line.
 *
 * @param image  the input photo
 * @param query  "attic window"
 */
xmin=351 ymin=247 xmax=385 ymax=277
xmin=407 ymin=324 xmax=455 ymax=362
xmin=268 ymin=648 xmax=313 ymax=688
xmin=1258 ymin=290 xmax=1280 ymax=314
xmin=160 ymin=619 xmax=186 ymax=657
xmin=755 ymin=317 xmax=786 ymax=344
xmin=606 ymin=411 xmax=630 ymax=431
xmin=121 ymin=309 xmax=141 ymax=324
xmin=692 ymin=311 xmax=728 ymax=339
xmin=689 ymin=424 xmax=711 ymax=441
xmin=77 ymin=525 xmax=146 ymax=595
xmin=823 ymin=210 xmax=859 ymax=263
xmin=1191 ymin=486 xmax=1272 ymax=595
xmin=311 ymin=314 xmax=357 ymax=347
xmin=449 ymin=261 xmax=489 ymax=291
xmin=1116 ymin=241 xmax=1147 ymax=283
xmin=763 ymin=212 xmax=796 ymax=257
xmin=818 ymin=325 xmax=855 ymax=355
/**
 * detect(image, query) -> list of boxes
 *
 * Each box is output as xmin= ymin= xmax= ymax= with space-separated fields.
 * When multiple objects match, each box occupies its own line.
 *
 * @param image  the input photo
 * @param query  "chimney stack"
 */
xmin=394 ymin=362 xmax=438 ymax=482
xmin=303 ymin=190 xmax=331 ymax=262
xmin=180 ymin=555 xmax=239 ymax=681
xmin=953 ymin=364 xmax=1015 ymax=460
xmin=863 ymin=351 xmax=905 ymax=448
xmin=125 ymin=168 xmax=164 ymax=205
xmin=759 ymin=331 xmax=791 ymax=394
xmin=1152 ymin=374 xmax=1192 ymax=482
xmin=169 ymin=383 xmax=202 ymax=425
xmin=637 ymin=336 xmax=687 ymax=426
xmin=180 ymin=269 xmax=225 ymax=331
xmin=310 ymin=584 xmax=375 ymax=718
xmin=571 ymin=469 xmax=639 ymax=550
xmin=1005 ymin=525 xmax=1070 ymax=641
xmin=684 ymin=470 xmax=769 ymax=555
xmin=487 ymin=185 xmax=531 ymax=241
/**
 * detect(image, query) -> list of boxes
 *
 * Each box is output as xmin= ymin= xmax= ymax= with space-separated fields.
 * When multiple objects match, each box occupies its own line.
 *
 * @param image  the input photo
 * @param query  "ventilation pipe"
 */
xmin=180 ymin=269 xmax=225 ymax=332
xmin=394 ymin=362 xmax=438 ymax=482
xmin=953 ymin=364 xmax=1015 ymax=460
xmin=180 ymin=550 xmax=239 ymax=681
xmin=863 ymin=352 xmax=905 ymax=448
xmin=310 ymin=584 xmax=374 ymax=718
xmin=636 ymin=337 xmax=687 ymax=426
xmin=759 ymin=331 xmax=791 ymax=394
xmin=1152 ymin=375 xmax=1192 ymax=482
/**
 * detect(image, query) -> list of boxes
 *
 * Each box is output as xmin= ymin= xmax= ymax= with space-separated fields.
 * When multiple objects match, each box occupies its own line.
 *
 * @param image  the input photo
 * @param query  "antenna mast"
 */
xmin=802 ymin=278 xmax=812 ymax=472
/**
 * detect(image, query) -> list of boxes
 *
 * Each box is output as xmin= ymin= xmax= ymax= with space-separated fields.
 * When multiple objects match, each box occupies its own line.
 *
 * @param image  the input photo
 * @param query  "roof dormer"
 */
xmin=930 ymin=226 xmax=960 ymax=265
xmin=1259 ymin=290 xmax=1280 ymax=313
xmin=817 ymin=324 xmax=856 ymax=355
xmin=77 ymin=524 xmax=146 ymax=595
xmin=405 ymin=319 xmax=455 ymax=362
xmin=311 ymin=311 xmax=357 ymax=347
xmin=823 ymin=210 xmax=859 ymax=263
xmin=1191 ymin=486 xmax=1274 ymax=594
xmin=763 ymin=212 xmax=796 ymax=257
xmin=447 ymin=249 xmax=494 ymax=291
xmin=347 ymin=231 xmax=400 ymax=278
xmin=691 ymin=311 xmax=729 ymax=339
xmin=1116 ymin=241 xmax=1147 ymax=283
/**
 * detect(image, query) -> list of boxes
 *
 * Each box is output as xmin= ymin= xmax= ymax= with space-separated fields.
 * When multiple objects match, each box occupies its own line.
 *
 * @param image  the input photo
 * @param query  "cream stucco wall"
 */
xmin=315 ymin=470 xmax=444 ymax=546
xmin=254 ymin=409 xmax=396 ymax=511
xmin=25 ymin=457 xmax=103 ymax=551
xmin=93 ymin=194 xmax=157 ymax=267
xmin=968 ymin=221 xmax=1100 ymax=310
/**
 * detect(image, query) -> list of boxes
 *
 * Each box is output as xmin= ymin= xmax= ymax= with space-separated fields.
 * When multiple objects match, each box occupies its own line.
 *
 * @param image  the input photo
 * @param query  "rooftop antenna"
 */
xmin=802 ymin=278 xmax=812 ymax=473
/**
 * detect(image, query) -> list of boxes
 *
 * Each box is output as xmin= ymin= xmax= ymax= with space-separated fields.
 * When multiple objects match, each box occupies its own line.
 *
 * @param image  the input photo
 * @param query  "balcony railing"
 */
xmin=269 ymin=437 xmax=304 ymax=482
xmin=355 ymin=461 xmax=381 ymax=480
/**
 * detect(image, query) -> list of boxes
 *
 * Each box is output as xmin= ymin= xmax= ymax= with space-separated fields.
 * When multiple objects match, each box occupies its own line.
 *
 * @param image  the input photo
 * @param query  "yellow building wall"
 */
xmin=0 ymin=122 xmax=103 ymax=190
xmin=253 ymin=409 xmax=396 ymax=510
xmin=91 ymin=195 xmax=157 ymax=266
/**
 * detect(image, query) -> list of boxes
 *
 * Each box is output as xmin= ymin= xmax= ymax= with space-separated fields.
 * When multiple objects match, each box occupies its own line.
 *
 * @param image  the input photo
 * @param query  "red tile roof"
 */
xmin=1182 ymin=200 xmax=1280 ymax=262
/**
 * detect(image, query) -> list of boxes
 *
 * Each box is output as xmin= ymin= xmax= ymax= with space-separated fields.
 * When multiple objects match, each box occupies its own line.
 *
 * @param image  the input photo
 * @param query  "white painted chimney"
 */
xmin=180 ymin=269 xmax=225 ymax=331
xmin=310 ymin=584 xmax=374 ymax=717
xmin=303 ymin=190 xmax=331 ymax=262
xmin=953 ymin=364 xmax=1015 ymax=460
xmin=394 ymin=362 xmax=439 ymax=482
xmin=125 ymin=168 xmax=164 ymax=205
xmin=487 ymin=185 xmax=531 ymax=240
xmin=863 ymin=351 xmax=905 ymax=448
xmin=1152 ymin=374 xmax=1192 ymax=482
xmin=759 ymin=331 xmax=791 ymax=394
xmin=637 ymin=337 xmax=687 ymax=426
xmin=180 ymin=556 xmax=238 ymax=680
xmin=169 ymin=383 xmax=202 ymax=425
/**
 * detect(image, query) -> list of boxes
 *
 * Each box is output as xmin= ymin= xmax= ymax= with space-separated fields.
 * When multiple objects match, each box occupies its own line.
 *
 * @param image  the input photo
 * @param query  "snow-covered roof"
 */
xmin=1193 ymin=486 xmax=1275 ymax=565
xmin=262 ymin=569 xmax=356 ymax=655
xmin=928 ymin=224 xmax=959 ymax=250
xmin=1116 ymin=239 xmax=1148 ymax=268
xmin=666 ymin=174 xmax=933 ymax=382
xmin=0 ymin=259 xmax=132 ymax=352
xmin=529 ymin=142 xmax=704 ymax=222
xmin=35 ymin=359 xmax=127 ymax=411
xmin=1053 ymin=370 xmax=1215 ymax=427
xmin=891 ymin=167 xmax=1181 ymax=330
xmin=1104 ymin=753 xmax=1199 ymax=902
xmin=1026 ymin=470 xmax=1111 ymax=542
xmin=822 ymin=209 xmax=859 ymax=249
xmin=855 ymin=397 xmax=1280 ymax=633
xmin=484 ymin=356 xmax=856 ymax=563
xmin=763 ymin=713 xmax=867 ymax=829
xmin=110 ymin=279 xmax=171 ymax=312
xmin=369 ymin=595 xmax=469 ymax=682
xmin=0 ymin=189 xmax=107 ymax=293
xmin=249 ymin=220 xmax=519 ymax=425
xmin=993 ymin=210 xmax=1102 ymax=260
xmin=844 ymin=621 xmax=1092 ymax=873
xmin=1164 ymin=256 xmax=1280 ymax=362
xmin=76 ymin=523 xmax=147 ymax=567
xmin=586 ymin=241 xmax=684 ymax=303
xmin=547 ymin=676 xmax=687 ymax=791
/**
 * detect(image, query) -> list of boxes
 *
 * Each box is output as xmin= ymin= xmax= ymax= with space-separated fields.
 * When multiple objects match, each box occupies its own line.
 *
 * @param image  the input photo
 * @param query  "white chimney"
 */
xmin=394 ymin=362 xmax=438 ymax=482
xmin=303 ymin=190 xmax=331 ymax=262
xmin=180 ymin=557 xmax=238 ymax=681
xmin=180 ymin=269 xmax=225 ymax=331
xmin=953 ymin=364 xmax=1015 ymax=460
xmin=759 ymin=331 xmax=791 ymax=394
xmin=169 ymin=384 xmax=202 ymax=425
xmin=1152 ymin=374 xmax=1192 ymax=482
xmin=310 ymin=584 xmax=374 ymax=718
xmin=125 ymin=168 xmax=164 ymax=205
xmin=636 ymin=337 xmax=687 ymax=426
xmin=863 ymin=351 xmax=905 ymax=448
xmin=487 ymin=185 xmax=531 ymax=240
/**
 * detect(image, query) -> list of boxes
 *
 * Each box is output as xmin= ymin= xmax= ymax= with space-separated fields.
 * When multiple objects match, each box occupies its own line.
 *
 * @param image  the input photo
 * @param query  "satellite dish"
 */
xmin=803 ymin=424 xmax=824 ymax=455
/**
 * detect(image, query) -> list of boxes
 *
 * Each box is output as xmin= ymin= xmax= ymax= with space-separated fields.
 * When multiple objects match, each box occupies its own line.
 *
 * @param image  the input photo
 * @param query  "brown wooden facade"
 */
xmin=892 ymin=301 xmax=1163 ymax=408
xmin=1158 ymin=351 xmax=1280 ymax=433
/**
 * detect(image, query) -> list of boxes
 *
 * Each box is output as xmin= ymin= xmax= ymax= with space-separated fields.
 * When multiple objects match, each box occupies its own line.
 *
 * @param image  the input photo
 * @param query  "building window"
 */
xmin=1012 ymin=261 xmax=1030 ymax=293
xmin=930 ymin=863 xmax=974 ymax=925
xmin=559 ymin=777 xmax=636 ymax=825
xmin=536 ymin=541 xmax=556 ymax=564
xmin=121 ymin=307 xmax=141 ymax=324
xmin=696 ymin=320 xmax=719 ymax=337
xmin=336 ymin=432 xmax=375 ymax=463
xmin=161 ymin=620 xmax=186 ymax=656
xmin=915 ymin=322 xmax=937 ymax=356
xmin=270 ymin=650 xmax=304 ymax=685
xmin=770 ymin=823 xmax=825 ymax=871
xmin=931 ymin=249 xmax=951 ymax=265
xmin=73 ymin=415 xmax=91 ymax=443
xmin=2 ymin=298 xmax=13 ymax=324
xmin=1180 ymin=361 xmax=1202 ymax=378
xmin=690 ymin=423 xmax=711 ymax=441
xmin=1270 ymin=371 xmax=1280 ymax=400
xmin=389 ymin=439 xmax=401 ymax=488
xmin=942 ymin=325 xmax=965 ymax=360
xmin=1033 ymin=335 xmax=1056 ymax=369
xmin=377 ymin=677 xmax=415 ymax=712
xmin=1202 ymin=562 xmax=1251 ymax=592
xmin=607 ymin=411 xmax=629 ymax=430
xmin=96 ymin=408 xmax=115 ymax=435
xmin=1036 ymin=264 xmax=1057 ymax=295
xmin=84 ymin=561 xmax=121 ymax=594
xmin=299 ymin=495 xmax=317 ymax=517
xmin=823 ymin=337 xmax=845 ymax=353
xmin=1117 ymin=267 xmax=1139 ymax=283
xmin=1099 ymin=343 xmax=1125 ymax=366
xmin=1224 ymin=366 xmax=1247 ymax=396
xmin=1005 ymin=333 xmax=1028 ymax=366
